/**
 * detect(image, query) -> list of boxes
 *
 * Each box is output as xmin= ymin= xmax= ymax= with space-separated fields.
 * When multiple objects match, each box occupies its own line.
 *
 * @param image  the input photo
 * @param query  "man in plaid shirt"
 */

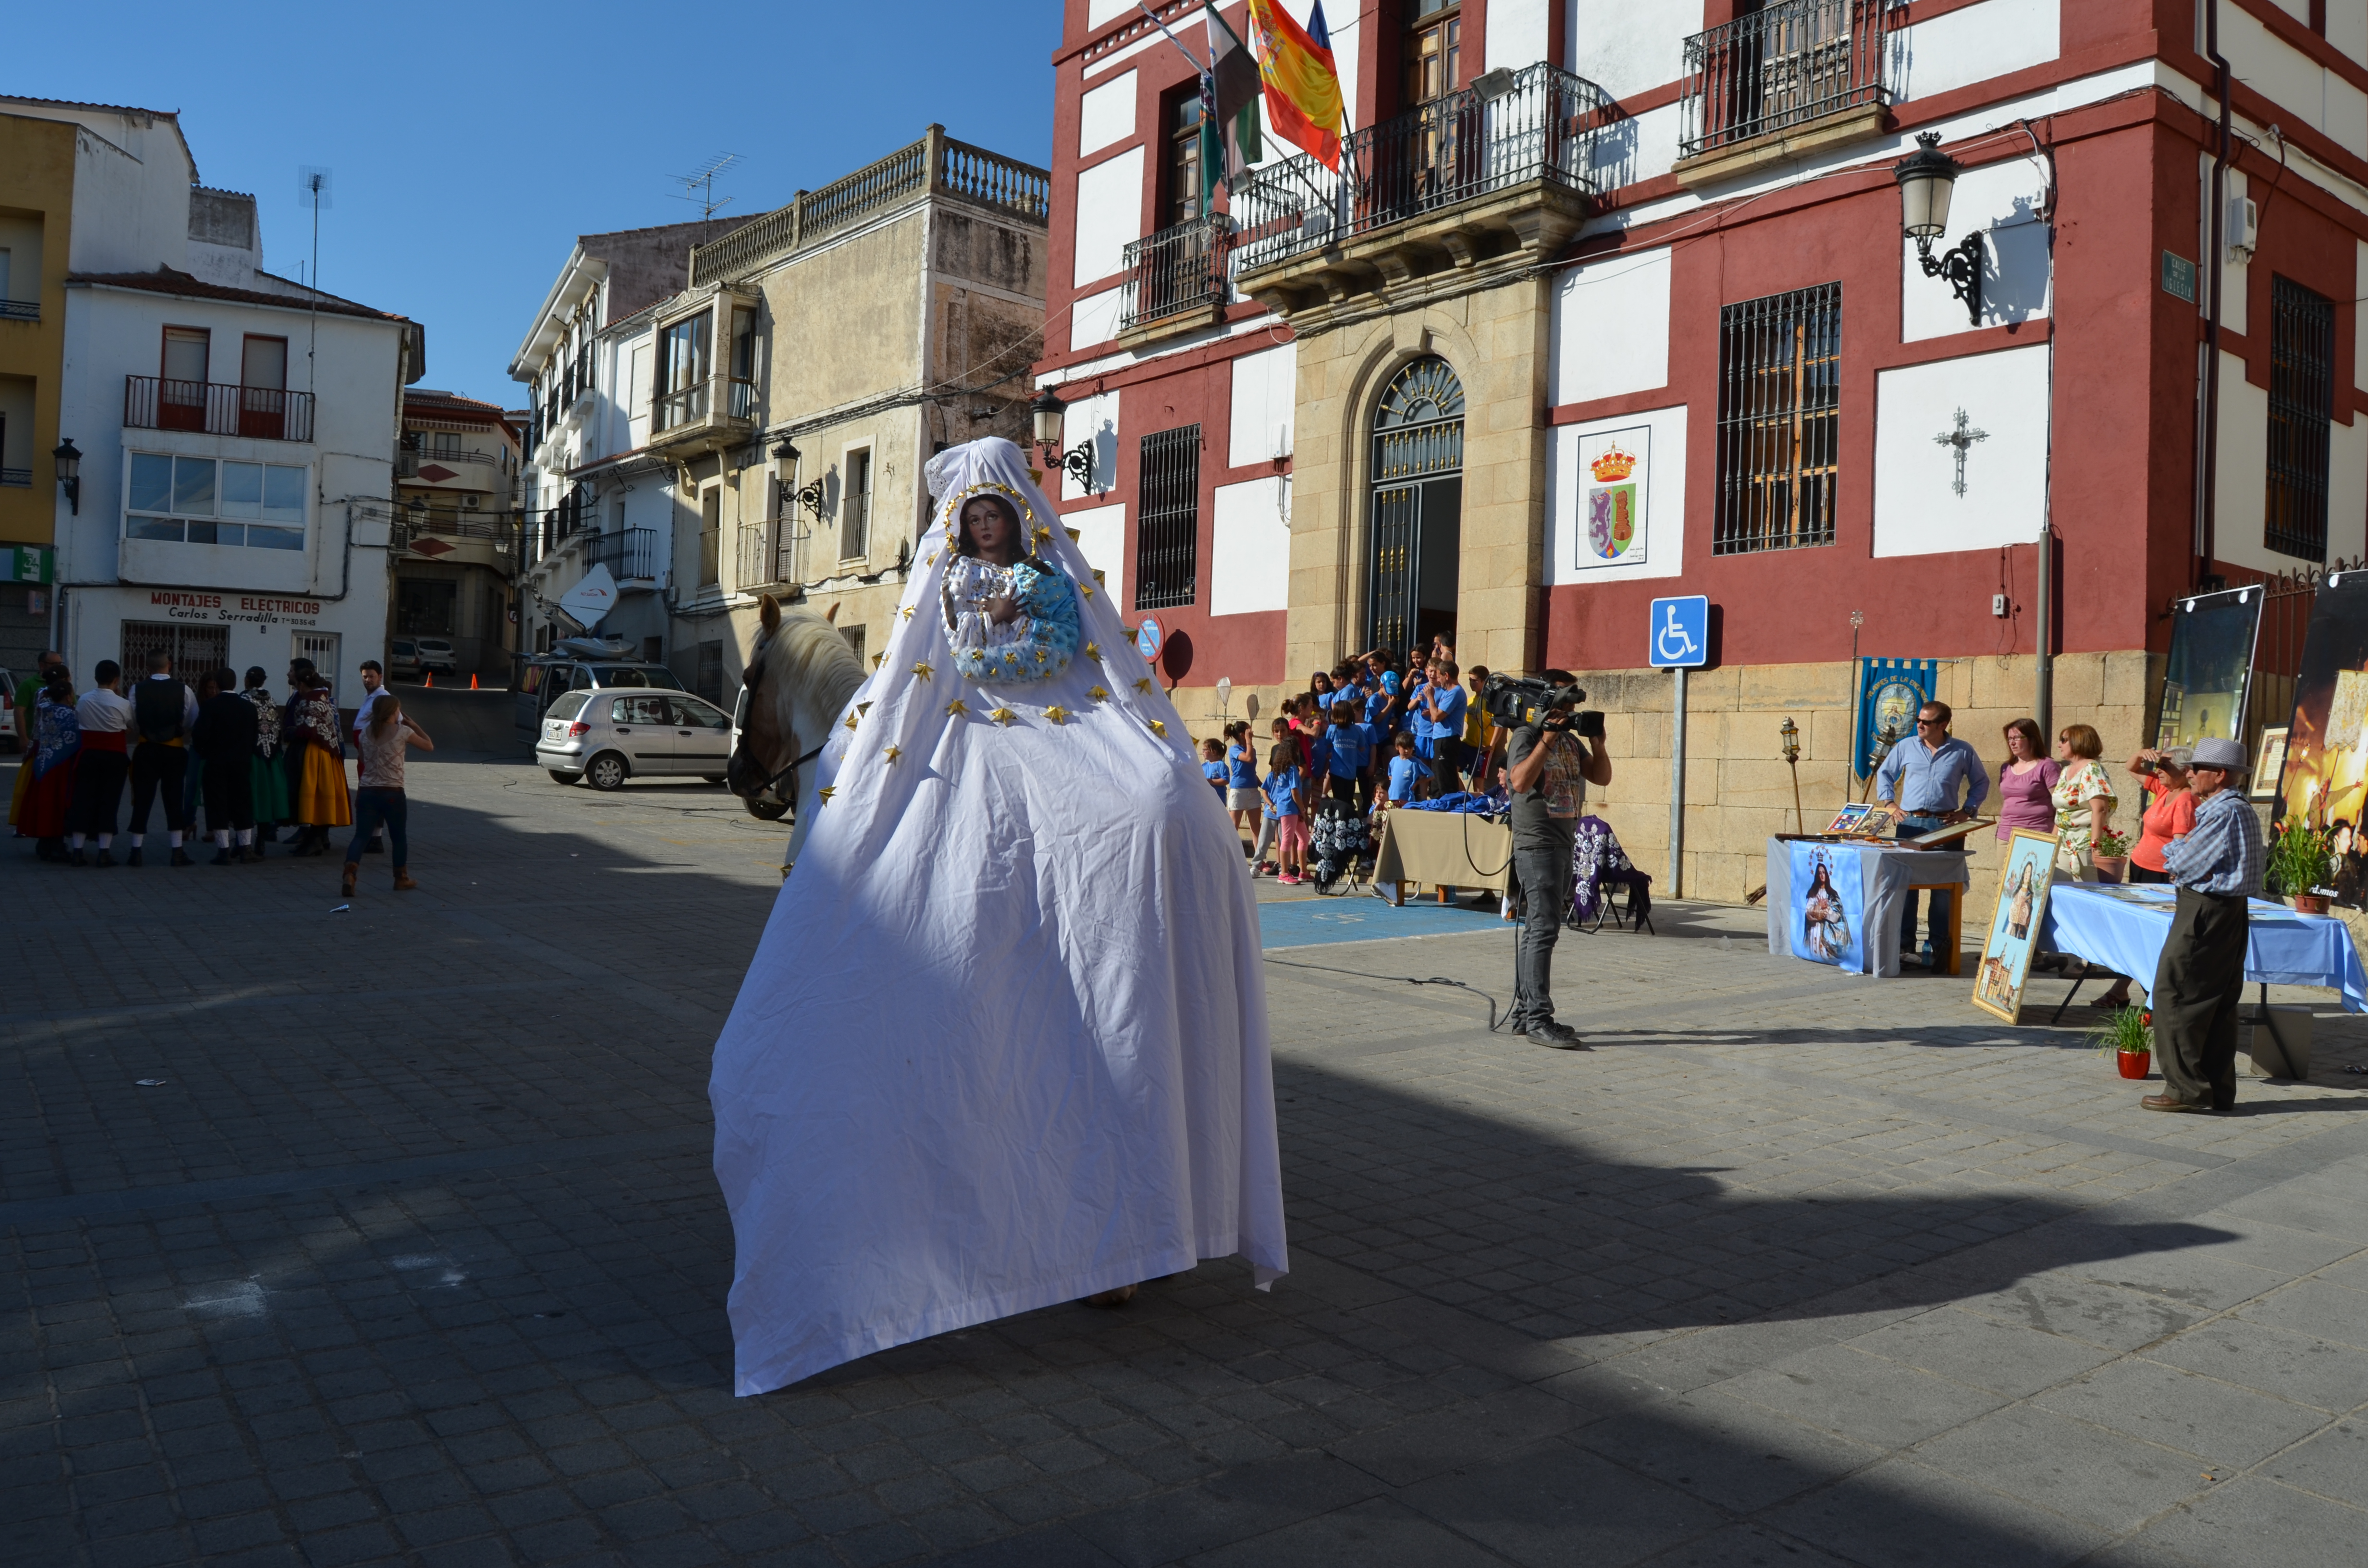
xmin=2146 ymin=736 xmax=2266 ymax=1114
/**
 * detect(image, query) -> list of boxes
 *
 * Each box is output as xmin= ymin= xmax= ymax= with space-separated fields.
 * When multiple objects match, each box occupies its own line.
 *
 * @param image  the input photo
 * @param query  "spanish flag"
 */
xmin=1247 ymin=0 xmax=1344 ymax=171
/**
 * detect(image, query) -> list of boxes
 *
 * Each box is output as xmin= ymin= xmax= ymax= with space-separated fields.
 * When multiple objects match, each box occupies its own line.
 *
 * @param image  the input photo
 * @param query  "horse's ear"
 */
xmin=759 ymin=594 xmax=781 ymax=635
xmin=824 ymin=601 xmax=840 ymax=624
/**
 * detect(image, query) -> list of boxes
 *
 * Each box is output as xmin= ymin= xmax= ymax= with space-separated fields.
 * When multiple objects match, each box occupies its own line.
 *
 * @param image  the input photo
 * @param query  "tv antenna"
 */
xmin=297 ymin=166 xmax=333 ymax=289
xmin=671 ymin=153 xmax=740 ymax=219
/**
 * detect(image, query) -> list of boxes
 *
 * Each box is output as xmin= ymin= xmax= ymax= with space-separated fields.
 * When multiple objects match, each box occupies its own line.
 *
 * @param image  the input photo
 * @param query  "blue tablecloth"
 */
xmin=2039 ymin=884 xmax=2368 ymax=1013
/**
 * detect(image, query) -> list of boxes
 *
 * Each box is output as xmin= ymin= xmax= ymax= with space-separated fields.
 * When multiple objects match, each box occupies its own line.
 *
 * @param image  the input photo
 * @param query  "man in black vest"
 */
xmin=127 ymin=651 xmax=198 ymax=867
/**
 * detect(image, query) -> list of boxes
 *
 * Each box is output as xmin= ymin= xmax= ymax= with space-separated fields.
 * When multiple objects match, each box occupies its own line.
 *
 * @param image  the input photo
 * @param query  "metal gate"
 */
xmin=120 ymin=621 xmax=228 ymax=683
xmin=293 ymin=630 xmax=340 ymax=698
xmin=1368 ymin=357 xmax=1464 ymax=660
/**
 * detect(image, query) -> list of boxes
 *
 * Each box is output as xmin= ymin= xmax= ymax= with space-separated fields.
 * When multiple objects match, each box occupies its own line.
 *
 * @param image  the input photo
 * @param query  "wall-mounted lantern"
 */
xmin=52 ymin=438 xmax=81 ymax=514
xmin=1895 ymin=132 xmax=1984 ymax=328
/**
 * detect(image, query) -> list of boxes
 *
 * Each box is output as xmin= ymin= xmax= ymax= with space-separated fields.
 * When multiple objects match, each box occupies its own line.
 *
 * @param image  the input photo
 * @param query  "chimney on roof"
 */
xmin=187 ymin=188 xmax=261 ymax=286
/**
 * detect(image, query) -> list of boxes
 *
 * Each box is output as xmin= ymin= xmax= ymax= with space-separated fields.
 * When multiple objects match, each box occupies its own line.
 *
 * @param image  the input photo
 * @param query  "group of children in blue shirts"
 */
xmin=1197 ymin=649 xmax=1491 ymax=884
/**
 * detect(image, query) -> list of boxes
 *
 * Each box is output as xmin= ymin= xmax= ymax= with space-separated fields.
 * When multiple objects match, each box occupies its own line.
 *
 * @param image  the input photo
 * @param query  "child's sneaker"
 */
xmin=1279 ymin=873 xmax=1302 ymax=885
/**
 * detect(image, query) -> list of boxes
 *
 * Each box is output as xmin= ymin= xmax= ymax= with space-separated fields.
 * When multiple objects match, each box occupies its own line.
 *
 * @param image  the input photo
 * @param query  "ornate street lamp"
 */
xmin=1895 ymin=132 xmax=1984 ymax=328
xmin=771 ymin=439 xmax=826 ymax=526
xmin=1030 ymin=387 xmax=1097 ymax=493
xmin=52 ymin=438 xmax=81 ymax=514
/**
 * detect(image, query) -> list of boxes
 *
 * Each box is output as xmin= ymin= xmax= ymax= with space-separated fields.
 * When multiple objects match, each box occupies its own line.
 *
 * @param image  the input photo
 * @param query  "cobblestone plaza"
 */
xmin=6 ymin=717 xmax=2367 ymax=1567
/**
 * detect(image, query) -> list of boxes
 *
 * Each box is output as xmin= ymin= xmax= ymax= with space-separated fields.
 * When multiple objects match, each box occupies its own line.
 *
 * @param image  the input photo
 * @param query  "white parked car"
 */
xmin=537 ymin=689 xmax=734 ymax=790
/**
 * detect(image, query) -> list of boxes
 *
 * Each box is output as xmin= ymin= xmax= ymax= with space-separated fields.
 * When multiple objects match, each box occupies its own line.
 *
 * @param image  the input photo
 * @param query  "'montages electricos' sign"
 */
xmin=148 ymin=589 xmax=323 ymax=625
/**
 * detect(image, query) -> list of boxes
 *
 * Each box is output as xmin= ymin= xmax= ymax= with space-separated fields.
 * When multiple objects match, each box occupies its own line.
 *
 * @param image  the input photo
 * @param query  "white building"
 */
xmin=12 ymin=98 xmax=420 ymax=702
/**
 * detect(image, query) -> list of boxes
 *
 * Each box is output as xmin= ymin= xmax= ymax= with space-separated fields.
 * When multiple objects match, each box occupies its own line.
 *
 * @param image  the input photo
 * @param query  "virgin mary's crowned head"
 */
xmin=956 ymin=492 xmax=1024 ymax=563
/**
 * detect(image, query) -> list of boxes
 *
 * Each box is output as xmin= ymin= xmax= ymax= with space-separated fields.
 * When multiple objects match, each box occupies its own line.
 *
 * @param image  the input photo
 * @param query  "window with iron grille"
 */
xmin=1714 ymin=282 xmax=1842 ymax=555
xmin=2267 ymin=275 xmax=2334 ymax=562
xmin=1136 ymin=425 xmax=1201 ymax=610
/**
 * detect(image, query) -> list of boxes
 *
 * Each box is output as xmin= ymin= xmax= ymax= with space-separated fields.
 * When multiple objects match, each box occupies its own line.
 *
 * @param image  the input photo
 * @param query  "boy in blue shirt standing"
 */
xmin=1383 ymin=732 xmax=1422 ymax=807
xmin=1416 ymin=657 xmax=1470 ymax=796
xmin=1326 ymin=699 xmax=1371 ymax=805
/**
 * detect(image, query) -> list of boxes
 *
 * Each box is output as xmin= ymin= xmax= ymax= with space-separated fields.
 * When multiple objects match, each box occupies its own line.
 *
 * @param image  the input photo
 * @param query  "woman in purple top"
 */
xmin=1995 ymin=717 xmax=2061 ymax=842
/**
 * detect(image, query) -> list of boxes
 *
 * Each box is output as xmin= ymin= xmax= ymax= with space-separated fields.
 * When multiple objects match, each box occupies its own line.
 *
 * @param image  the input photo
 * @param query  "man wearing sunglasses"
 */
xmin=1875 ymin=701 xmax=1990 ymax=970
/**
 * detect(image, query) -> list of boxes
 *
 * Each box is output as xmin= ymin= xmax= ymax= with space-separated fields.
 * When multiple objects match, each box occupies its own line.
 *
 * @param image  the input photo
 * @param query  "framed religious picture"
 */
xmin=1825 ymin=802 xmax=1876 ymax=835
xmin=2250 ymin=726 xmax=2289 ymax=803
xmin=1972 ymin=829 xmax=2063 ymax=1024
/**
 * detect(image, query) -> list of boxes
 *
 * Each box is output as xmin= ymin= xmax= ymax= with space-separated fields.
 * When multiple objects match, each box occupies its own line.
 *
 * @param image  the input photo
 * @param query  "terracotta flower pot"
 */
xmin=2091 ymin=856 xmax=2129 ymax=883
xmin=2293 ymin=893 xmax=2331 ymax=916
xmin=2117 ymin=1049 xmax=2152 ymax=1080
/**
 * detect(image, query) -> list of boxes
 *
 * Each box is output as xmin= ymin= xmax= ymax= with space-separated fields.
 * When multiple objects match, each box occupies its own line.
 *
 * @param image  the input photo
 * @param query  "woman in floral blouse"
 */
xmin=2050 ymin=723 xmax=2119 ymax=881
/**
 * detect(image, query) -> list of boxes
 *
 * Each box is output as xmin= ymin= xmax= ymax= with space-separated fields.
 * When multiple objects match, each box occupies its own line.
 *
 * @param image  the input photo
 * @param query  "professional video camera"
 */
xmin=1482 ymin=671 xmax=1605 ymax=738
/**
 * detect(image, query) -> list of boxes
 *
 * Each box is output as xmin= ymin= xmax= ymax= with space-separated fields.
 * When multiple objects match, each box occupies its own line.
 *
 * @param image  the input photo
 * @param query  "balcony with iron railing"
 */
xmin=124 ymin=377 xmax=315 ymax=442
xmin=0 ymin=467 xmax=30 ymax=487
xmin=650 ymin=373 xmax=757 ymax=456
xmin=1674 ymin=0 xmax=1899 ymax=186
xmin=0 ymin=300 xmax=38 ymax=323
xmin=689 ymin=125 xmax=1049 ymax=287
xmin=1230 ymin=61 xmax=1613 ymax=326
xmin=1118 ymin=213 xmax=1230 ymax=340
xmin=587 ymin=527 xmax=662 ymax=587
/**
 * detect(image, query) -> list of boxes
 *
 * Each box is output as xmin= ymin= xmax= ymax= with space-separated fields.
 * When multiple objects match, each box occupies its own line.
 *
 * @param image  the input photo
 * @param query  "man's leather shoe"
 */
xmin=1526 ymin=1019 xmax=1589 ymax=1049
xmin=170 ymin=847 xmax=194 ymax=867
xmin=69 ymin=848 xmax=86 ymax=867
xmin=2141 ymin=1093 xmax=2214 ymax=1113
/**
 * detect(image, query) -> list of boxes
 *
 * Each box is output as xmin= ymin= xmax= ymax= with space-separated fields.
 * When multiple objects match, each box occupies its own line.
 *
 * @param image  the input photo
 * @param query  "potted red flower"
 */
xmin=2091 ymin=1005 xmax=2152 ymax=1079
xmin=2090 ymin=826 xmax=2132 ymax=884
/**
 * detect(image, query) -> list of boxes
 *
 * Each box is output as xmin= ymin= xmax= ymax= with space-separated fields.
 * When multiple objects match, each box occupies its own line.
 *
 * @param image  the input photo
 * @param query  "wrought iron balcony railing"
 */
xmin=1232 ymin=61 xmax=1612 ymax=277
xmin=588 ymin=527 xmax=660 ymax=582
xmin=0 ymin=300 xmax=37 ymax=322
xmin=1678 ymin=0 xmax=1898 ymax=162
xmin=1120 ymin=213 xmax=1229 ymax=333
xmin=0 ymin=467 xmax=30 ymax=487
xmin=654 ymin=374 xmax=756 ymax=435
xmin=124 ymin=376 xmax=315 ymax=442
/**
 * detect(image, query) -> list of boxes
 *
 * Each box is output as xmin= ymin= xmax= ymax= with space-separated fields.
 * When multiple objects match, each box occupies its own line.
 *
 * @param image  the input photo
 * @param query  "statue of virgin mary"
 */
xmin=709 ymin=437 xmax=1287 ymax=1396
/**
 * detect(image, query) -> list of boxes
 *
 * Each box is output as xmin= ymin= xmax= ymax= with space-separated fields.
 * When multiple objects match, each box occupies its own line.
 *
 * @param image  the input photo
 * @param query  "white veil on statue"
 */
xmin=710 ymin=437 xmax=1287 ymax=1396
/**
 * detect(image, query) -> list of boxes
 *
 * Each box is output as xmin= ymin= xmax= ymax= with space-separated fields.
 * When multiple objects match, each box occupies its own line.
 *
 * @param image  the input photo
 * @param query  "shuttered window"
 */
xmin=1714 ymin=282 xmax=1841 ymax=555
xmin=1135 ymin=424 xmax=1201 ymax=609
xmin=2267 ymin=275 xmax=2333 ymax=563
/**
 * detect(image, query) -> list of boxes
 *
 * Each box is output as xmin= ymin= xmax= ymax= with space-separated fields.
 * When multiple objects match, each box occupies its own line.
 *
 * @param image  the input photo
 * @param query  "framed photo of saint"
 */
xmin=1972 ymin=829 xmax=2062 ymax=1024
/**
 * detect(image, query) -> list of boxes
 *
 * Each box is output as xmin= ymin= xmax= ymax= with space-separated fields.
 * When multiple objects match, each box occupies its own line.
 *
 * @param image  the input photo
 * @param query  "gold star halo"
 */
xmin=883 ymin=745 xmax=902 ymax=763
xmin=1045 ymin=706 xmax=1070 ymax=725
xmin=988 ymin=707 xmax=1017 ymax=726
xmin=945 ymin=698 xmax=969 ymax=717
xmin=912 ymin=661 xmax=934 ymax=679
xmin=1088 ymin=686 xmax=1109 ymax=702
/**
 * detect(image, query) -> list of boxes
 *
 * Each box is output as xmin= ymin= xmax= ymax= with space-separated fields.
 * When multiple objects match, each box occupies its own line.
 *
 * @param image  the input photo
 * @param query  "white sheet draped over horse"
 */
xmin=710 ymin=437 xmax=1287 ymax=1396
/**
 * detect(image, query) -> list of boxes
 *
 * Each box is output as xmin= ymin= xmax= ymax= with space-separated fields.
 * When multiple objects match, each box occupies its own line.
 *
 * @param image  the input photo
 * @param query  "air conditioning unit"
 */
xmin=465 ymin=494 xmax=481 ymax=510
xmin=2227 ymin=195 xmax=2259 ymax=263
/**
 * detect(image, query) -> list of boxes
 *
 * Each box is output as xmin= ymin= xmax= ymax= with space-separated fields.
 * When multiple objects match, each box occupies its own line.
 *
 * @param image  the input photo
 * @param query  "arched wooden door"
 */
xmin=1367 ymin=356 xmax=1464 ymax=661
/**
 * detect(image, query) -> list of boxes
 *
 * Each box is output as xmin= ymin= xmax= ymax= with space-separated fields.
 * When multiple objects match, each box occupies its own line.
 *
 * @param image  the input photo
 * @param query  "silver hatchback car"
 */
xmin=537 ymin=689 xmax=736 ymax=790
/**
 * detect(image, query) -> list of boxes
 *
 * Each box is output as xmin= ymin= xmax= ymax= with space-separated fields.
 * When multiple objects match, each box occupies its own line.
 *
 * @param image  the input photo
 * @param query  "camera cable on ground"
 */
xmin=1260 ymin=954 xmax=1517 ymax=1033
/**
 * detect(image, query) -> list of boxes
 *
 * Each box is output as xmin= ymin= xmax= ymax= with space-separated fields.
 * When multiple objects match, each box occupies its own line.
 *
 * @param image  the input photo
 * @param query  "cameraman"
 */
xmin=1502 ymin=671 xmax=1612 ymax=1048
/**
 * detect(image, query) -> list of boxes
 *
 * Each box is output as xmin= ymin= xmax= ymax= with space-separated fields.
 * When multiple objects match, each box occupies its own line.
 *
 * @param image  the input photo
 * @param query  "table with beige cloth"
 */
xmin=1370 ymin=808 xmax=1512 ymax=905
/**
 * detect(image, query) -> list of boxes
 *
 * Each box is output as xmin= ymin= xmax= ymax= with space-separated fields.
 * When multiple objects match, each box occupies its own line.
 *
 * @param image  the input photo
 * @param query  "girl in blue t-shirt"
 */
xmin=1325 ymin=698 xmax=1372 ymax=806
xmin=1223 ymin=721 xmax=1263 ymax=844
xmin=1265 ymin=742 xmax=1308 ymax=884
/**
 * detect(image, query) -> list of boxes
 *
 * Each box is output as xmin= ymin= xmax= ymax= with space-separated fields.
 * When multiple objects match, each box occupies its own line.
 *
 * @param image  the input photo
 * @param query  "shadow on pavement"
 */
xmin=0 ymin=773 xmax=2292 ymax=1568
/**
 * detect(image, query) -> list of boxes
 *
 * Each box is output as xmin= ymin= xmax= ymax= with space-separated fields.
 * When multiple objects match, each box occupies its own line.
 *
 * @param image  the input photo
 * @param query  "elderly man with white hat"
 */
xmin=2146 ymin=735 xmax=2265 ymax=1114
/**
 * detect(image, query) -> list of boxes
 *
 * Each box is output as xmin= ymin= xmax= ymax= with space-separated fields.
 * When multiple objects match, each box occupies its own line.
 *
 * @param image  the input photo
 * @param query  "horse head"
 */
xmin=728 ymin=596 xmax=867 ymax=850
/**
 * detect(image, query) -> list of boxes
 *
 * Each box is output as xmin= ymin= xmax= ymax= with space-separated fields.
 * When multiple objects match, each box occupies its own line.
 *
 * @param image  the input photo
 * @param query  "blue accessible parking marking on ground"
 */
xmin=1258 ymin=894 xmax=1506 ymax=948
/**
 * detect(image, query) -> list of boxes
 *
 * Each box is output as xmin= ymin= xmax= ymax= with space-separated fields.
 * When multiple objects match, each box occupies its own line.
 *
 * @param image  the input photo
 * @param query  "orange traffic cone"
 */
xmin=423 ymin=673 xmax=433 ymax=687
xmin=469 ymin=673 xmax=479 ymax=690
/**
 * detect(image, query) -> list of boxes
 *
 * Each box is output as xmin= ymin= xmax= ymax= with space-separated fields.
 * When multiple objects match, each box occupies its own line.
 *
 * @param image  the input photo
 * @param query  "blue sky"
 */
xmin=9 ymin=1 xmax=1060 ymax=410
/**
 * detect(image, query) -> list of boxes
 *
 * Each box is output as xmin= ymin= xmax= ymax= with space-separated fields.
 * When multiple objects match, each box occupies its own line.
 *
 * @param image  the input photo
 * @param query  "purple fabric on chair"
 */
xmin=1571 ymin=815 xmax=1653 ymax=928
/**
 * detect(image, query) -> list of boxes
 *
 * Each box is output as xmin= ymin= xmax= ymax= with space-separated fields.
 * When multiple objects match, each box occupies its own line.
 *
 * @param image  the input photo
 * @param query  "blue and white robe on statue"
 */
xmin=709 ymin=437 xmax=1288 ymax=1396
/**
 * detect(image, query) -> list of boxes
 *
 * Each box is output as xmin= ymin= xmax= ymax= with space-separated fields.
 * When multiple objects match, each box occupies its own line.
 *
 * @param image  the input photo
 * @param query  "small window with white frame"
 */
xmin=126 ymin=452 xmax=307 ymax=549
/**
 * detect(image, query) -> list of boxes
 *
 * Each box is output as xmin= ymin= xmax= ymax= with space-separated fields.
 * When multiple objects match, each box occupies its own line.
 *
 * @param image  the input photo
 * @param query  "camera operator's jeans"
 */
xmin=1896 ymin=813 xmax=1951 ymax=962
xmin=1509 ymin=831 xmax=1575 ymax=1028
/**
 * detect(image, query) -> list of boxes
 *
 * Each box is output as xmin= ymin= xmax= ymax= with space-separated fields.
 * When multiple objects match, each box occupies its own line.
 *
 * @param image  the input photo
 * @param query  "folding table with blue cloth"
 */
xmin=2038 ymin=885 xmax=2368 ymax=1044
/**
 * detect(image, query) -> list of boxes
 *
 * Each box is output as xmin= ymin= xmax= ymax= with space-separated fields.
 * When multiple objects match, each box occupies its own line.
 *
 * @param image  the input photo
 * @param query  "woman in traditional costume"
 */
xmin=710 ymin=437 xmax=1285 ymax=1396
xmin=286 ymin=671 xmax=351 ymax=855
xmin=243 ymin=667 xmax=289 ymax=846
xmin=18 ymin=672 xmax=82 ymax=860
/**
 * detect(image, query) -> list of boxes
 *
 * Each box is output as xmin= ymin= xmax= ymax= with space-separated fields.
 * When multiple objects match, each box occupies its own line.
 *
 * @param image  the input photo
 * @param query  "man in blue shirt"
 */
xmin=1416 ymin=658 xmax=1471 ymax=796
xmin=2146 ymin=735 xmax=2265 ymax=1114
xmin=1874 ymin=700 xmax=1991 ymax=969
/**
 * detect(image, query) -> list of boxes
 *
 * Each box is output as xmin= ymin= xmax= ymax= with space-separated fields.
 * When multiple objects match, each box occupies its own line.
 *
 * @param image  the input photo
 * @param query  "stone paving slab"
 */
xmin=4 ymin=747 xmax=2368 ymax=1566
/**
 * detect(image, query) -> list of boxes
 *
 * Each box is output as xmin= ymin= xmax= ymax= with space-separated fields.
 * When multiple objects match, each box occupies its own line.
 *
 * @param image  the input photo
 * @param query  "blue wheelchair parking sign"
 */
xmin=1649 ymin=596 xmax=1708 ymax=668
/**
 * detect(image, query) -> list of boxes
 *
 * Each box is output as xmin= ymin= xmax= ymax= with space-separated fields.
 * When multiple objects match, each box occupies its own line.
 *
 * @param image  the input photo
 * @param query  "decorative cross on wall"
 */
xmin=1933 ymin=407 xmax=1989 ymax=497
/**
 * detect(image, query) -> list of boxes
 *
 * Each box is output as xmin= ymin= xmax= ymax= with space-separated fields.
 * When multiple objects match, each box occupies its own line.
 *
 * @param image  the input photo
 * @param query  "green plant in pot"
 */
xmin=2089 ymin=1004 xmax=2153 ymax=1079
xmin=2090 ymin=825 xmax=2133 ymax=883
xmin=2269 ymin=818 xmax=2333 ymax=914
